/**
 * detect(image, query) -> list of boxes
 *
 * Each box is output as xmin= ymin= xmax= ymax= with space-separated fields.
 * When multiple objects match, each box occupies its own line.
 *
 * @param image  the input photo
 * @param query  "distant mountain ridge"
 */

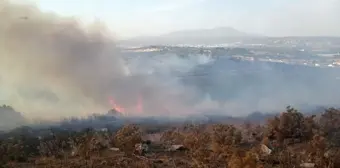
xmin=162 ymin=27 xmax=251 ymax=38
xmin=121 ymin=27 xmax=261 ymax=46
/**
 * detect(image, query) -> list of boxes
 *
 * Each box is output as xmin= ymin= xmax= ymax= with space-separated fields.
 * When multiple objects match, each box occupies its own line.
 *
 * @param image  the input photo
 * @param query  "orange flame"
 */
xmin=108 ymin=96 xmax=125 ymax=115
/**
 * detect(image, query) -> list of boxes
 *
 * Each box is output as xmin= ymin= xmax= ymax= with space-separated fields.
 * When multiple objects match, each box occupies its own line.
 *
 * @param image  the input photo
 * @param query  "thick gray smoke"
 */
xmin=0 ymin=1 xmax=197 ymax=120
xmin=1 ymin=0 xmax=340 ymax=124
xmin=0 ymin=1 xmax=121 ymax=118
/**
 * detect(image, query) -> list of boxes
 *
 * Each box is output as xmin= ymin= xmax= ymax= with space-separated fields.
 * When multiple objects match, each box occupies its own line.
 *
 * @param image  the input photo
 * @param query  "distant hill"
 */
xmin=163 ymin=27 xmax=250 ymax=38
xmin=121 ymin=27 xmax=261 ymax=46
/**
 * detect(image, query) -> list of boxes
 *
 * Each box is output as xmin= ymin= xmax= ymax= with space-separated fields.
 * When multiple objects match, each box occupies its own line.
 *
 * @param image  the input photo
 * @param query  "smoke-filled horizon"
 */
xmin=0 ymin=1 xmax=199 ymax=120
xmin=1 ymin=0 xmax=340 ymax=122
xmin=32 ymin=0 xmax=340 ymax=39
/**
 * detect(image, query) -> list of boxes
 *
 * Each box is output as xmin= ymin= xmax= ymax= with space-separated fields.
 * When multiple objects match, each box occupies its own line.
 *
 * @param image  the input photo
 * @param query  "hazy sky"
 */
xmin=20 ymin=0 xmax=340 ymax=39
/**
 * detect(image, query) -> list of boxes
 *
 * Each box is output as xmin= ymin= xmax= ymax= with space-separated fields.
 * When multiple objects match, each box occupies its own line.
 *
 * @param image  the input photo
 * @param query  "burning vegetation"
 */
xmin=2 ymin=1 xmax=340 ymax=168
xmin=108 ymin=95 xmax=144 ymax=117
xmin=1 ymin=106 xmax=340 ymax=168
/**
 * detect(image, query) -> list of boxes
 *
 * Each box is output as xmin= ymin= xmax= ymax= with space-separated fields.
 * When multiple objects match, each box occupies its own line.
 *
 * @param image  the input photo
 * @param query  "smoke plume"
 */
xmin=0 ymin=0 xmax=195 ymax=119
xmin=1 ymin=0 xmax=340 ymax=123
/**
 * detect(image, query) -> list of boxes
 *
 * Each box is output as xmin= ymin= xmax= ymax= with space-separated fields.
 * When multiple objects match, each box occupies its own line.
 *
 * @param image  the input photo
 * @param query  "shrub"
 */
xmin=266 ymin=106 xmax=315 ymax=145
xmin=211 ymin=124 xmax=242 ymax=154
xmin=114 ymin=124 xmax=142 ymax=155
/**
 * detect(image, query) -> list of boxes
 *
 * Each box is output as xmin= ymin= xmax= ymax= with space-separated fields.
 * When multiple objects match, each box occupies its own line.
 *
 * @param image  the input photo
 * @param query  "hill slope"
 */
xmin=121 ymin=27 xmax=260 ymax=45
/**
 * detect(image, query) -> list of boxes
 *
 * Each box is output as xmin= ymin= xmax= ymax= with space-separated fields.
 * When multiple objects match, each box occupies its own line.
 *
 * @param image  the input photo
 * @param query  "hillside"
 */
xmin=1 ymin=106 xmax=340 ymax=168
xmin=163 ymin=27 xmax=250 ymax=38
xmin=121 ymin=27 xmax=260 ymax=45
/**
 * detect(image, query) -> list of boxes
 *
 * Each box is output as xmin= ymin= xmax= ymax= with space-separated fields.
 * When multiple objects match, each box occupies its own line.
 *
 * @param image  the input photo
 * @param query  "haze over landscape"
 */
xmin=27 ymin=0 xmax=340 ymax=39
xmin=1 ymin=0 xmax=340 ymax=127
xmin=3 ymin=1 xmax=340 ymax=168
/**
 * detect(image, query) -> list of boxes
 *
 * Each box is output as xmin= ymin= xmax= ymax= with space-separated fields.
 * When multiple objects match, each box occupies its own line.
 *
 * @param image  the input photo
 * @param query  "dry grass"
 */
xmin=2 ymin=107 xmax=340 ymax=168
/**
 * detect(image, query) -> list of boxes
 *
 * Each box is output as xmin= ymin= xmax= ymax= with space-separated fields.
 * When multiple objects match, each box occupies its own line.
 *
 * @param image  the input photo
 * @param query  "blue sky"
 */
xmin=25 ymin=0 xmax=340 ymax=39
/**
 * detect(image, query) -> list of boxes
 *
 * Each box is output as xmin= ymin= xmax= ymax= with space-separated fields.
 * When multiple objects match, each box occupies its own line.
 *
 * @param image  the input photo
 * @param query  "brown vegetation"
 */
xmin=1 ymin=107 xmax=340 ymax=168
